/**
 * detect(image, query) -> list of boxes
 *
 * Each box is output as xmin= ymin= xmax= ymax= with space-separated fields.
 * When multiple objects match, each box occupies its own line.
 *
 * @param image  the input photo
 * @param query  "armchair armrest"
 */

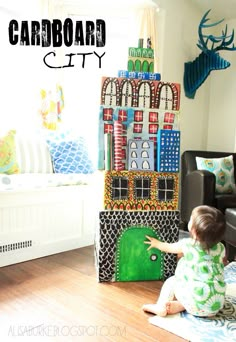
xmin=181 ymin=170 xmax=216 ymax=225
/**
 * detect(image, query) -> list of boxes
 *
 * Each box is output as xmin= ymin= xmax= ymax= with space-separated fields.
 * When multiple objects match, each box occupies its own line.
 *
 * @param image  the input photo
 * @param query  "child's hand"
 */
xmin=145 ymin=236 xmax=182 ymax=254
xmin=144 ymin=235 xmax=159 ymax=250
xmin=223 ymin=255 xmax=229 ymax=266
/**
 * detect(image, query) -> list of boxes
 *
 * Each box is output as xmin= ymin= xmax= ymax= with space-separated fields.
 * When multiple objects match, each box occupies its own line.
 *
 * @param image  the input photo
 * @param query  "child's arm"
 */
xmin=144 ymin=235 xmax=183 ymax=254
xmin=222 ymin=244 xmax=229 ymax=266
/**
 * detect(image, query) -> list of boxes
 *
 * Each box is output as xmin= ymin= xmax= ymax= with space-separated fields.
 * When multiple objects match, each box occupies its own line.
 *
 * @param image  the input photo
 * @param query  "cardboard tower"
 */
xmin=96 ymin=38 xmax=181 ymax=282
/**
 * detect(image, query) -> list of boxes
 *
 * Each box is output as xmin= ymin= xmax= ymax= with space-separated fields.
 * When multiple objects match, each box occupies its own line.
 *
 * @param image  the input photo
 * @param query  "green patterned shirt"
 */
xmin=174 ymin=238 xmax=226 ymax=316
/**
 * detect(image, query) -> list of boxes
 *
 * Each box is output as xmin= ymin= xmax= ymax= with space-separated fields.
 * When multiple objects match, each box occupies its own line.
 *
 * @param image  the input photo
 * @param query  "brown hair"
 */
xmin=190 ymin=205 xmax=226 ymax=250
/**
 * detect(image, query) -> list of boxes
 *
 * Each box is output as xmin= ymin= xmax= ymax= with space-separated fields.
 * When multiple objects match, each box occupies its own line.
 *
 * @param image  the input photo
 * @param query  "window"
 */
xmin=111 ymin=176 xmax=129 ymax=200
xmin=157 ymin=177 xmax=174 ymax=201
xmin=134 ymin=177 xmax=151 ymax=199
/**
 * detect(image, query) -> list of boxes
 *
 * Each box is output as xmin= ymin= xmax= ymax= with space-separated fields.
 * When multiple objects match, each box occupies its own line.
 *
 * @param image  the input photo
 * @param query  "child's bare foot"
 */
xmin=142 ymin=304 xmax=167 ymax=317
xmin=166 ymin=300 xmax=185 ymax=315
xmin=142 ymin=300 xmax=185 ymax=317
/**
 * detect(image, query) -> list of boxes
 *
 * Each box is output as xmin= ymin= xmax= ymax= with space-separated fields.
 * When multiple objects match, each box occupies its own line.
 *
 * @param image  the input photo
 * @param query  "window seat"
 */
xmin=0 ymin=130 xmax=101 ymax=267
xmin=0 ymin=173 xmax=93 ymax=191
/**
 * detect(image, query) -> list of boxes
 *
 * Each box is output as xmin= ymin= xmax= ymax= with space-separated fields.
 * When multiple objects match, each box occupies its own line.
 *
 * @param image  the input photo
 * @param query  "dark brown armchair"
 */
xmin=180 ymin=150 xmax=236 ymax=229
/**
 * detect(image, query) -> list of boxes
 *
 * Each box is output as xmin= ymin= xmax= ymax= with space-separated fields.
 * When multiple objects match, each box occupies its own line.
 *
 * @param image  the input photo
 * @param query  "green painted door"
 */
xmin=115 ymin=226 xmax=163 ymax=281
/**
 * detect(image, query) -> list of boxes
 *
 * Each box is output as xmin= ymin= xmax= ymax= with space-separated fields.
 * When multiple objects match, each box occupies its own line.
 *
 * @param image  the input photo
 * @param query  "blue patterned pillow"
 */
xmin=47 ymin=137 xmax=95 ymax=174
xmin=196 ymin=155 xmax=236 ymax=194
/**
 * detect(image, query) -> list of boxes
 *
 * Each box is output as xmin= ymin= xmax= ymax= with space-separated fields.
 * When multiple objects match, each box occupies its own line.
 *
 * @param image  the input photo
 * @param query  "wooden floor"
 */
xmin=0 ymin=246 xmax=187 ymax=342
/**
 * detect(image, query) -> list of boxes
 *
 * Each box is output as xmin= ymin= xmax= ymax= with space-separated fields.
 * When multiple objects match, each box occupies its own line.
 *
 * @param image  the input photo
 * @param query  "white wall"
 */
xmin=156 ymin=0 xmax=210 ymax=154
xmin=207 ymin=19 xmax=236 ymax=152
xmin=156 ymin=0 xmax=236 ymax=154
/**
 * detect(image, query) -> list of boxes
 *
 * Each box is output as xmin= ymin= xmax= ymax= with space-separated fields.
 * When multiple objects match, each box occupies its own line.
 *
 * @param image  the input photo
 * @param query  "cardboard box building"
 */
xmin=96 ymin=39 xmax=181 ymax=282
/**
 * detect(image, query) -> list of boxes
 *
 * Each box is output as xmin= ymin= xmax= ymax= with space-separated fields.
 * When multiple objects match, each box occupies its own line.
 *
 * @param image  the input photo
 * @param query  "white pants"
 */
xmin=156 ymin=276 xmax=176 ymax=305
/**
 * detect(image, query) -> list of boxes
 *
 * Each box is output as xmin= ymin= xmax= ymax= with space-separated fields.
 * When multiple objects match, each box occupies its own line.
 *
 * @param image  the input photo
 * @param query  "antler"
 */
xmin=197 ymin=9 xmax=236 ymax=53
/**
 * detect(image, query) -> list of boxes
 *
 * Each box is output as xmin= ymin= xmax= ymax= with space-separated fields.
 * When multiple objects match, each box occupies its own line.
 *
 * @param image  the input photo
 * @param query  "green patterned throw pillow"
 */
xmin=196 ymin=155 xmax=236 ymax=194
xmin=0 ymin=130 xmax=19 ymax=174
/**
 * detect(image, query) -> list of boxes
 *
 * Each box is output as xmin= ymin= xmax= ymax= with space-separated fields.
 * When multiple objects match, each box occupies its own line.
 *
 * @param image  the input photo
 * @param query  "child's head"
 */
xmin=188 ymin=205 xmax=226 ymax=250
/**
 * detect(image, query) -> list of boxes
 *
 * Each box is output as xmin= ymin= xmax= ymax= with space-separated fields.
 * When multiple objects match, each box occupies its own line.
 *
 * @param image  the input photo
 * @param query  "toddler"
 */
xmin=142 ymin=205 xmax=226 ymax=317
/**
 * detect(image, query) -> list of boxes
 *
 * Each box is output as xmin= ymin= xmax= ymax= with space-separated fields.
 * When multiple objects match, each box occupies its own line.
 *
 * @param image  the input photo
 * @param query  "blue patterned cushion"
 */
xmin=196 ymin=155 xmax=236 ymax=194
xmin=47 ymin=137 xmax=94 ymax=174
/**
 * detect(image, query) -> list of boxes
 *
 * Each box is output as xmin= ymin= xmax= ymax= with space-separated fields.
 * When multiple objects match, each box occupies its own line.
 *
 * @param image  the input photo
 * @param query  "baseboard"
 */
xmin=0 ymin=233 xmax=95 ymax=267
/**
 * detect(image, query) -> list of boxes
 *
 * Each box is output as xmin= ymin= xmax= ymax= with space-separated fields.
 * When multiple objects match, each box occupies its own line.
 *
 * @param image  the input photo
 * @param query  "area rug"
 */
xmin=149 ymin=262 xmax=236 ymax=342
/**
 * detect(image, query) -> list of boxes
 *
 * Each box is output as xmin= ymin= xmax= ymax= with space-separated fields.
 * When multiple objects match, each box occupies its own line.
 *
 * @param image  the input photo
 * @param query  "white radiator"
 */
xmin=0 ymin=184 xmax=100 ymax=267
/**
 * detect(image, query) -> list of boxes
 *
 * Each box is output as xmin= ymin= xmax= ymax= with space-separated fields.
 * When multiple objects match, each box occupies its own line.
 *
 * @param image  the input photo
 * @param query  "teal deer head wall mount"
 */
xmin=184 ymin=9 xmax=236 ymax=99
